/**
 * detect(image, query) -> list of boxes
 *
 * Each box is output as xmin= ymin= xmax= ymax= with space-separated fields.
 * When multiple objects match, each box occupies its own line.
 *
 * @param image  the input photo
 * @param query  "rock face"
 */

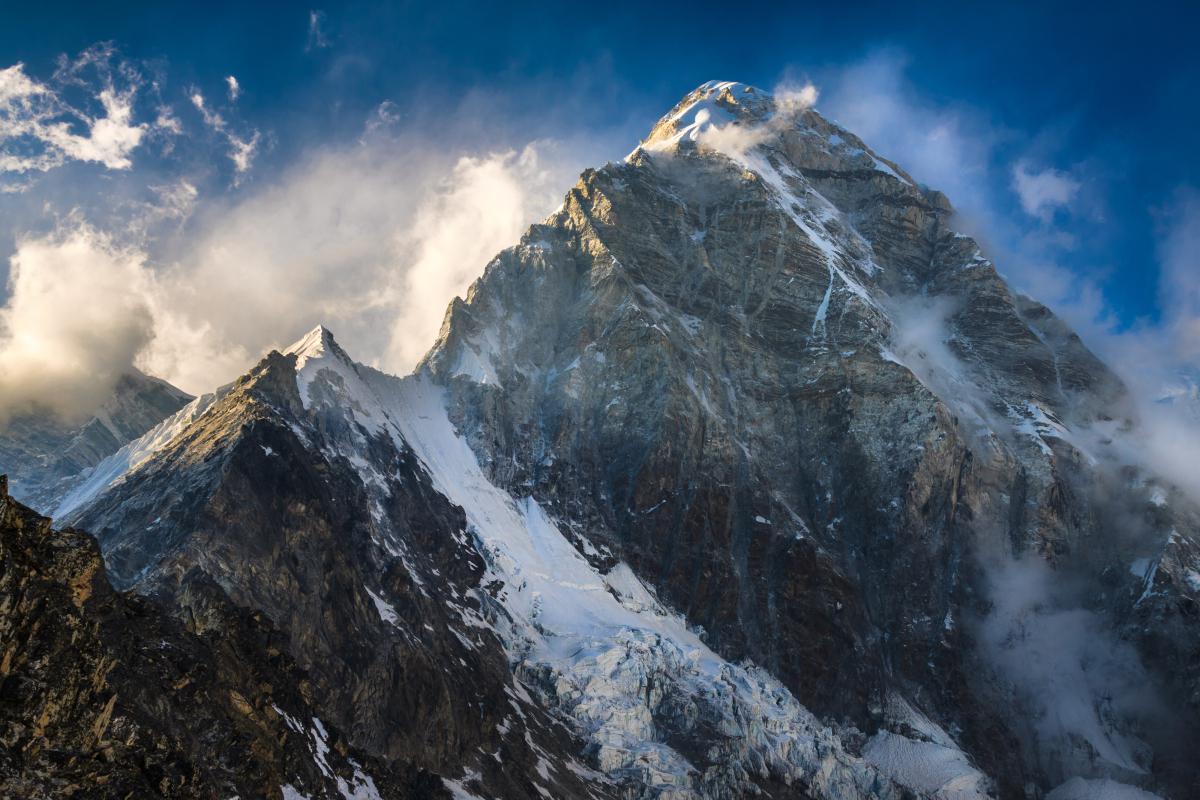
xmin=0 ymin=370 xmax=191 ymax=513
xmin=0 ymin=475 xmax=435 ymax=799
xmin=2 ymin=81 xmax=1198 ymax=800
xmin=419 ymin=81 xmax=1199 ymax=797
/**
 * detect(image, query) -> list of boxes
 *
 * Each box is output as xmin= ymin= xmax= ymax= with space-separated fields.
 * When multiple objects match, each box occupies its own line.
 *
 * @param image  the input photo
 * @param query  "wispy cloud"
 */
xmin=0 ymin=48 xmax=169 ymax=177
xmin=1012 ymin=160 xmax=1080 ymax=220
xmin=306 ymin=10 xmax=330 ymax=51
xmin=690 ymin=80 xmax=819 ymax=158
xmin=191 ymin=89 xmax=260 ymax=176
xmin=225 ymin=74 xmax=240 ymax=102
xmin=1157 ymin=187 xmax=1200 ymax=363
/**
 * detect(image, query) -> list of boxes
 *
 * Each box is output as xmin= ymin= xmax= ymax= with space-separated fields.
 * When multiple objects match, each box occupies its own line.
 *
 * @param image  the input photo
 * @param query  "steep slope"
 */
xmin=61 ymin=326 xmax=932 ymax=799
xmin=418 ymin=82 xmax=1199 ymax=797
xmin=0 ymin=369 xmax=191 ymax=513
xmin=65 ymin=329 xmax=613 ymax=800
xmin=0 ymin=475 xmax=433 ymax=800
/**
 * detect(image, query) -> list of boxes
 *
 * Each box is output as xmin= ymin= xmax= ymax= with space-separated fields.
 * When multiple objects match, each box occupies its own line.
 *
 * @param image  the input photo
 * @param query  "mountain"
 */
xmin=60 ymin=325 xmax=913 ymax=799
xmin=420 ymin=82 xmax=1200 ymax=795
xmin=0 ymin=369 xmax=191 ymax=512
xmin=5 ymin=81 xmax=1199 ymax=799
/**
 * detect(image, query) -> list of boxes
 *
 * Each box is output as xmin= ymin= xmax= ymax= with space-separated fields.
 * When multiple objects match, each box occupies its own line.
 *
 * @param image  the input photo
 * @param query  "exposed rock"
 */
xmin=421 ymin=81 xmax=1197 ymax=797
xmin=67 ymin=334 xmax=619 ymax=800
xmin=0 ymin=474 xmax=438 ymax=799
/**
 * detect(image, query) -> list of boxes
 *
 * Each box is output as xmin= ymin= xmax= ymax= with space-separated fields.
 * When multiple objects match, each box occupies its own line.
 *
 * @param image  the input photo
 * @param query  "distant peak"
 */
xmin=283 ymin=324 xmax=339 ymax=368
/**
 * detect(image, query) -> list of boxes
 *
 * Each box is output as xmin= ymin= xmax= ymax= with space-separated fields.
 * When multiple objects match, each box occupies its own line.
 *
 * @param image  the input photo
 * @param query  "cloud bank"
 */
xmin=0 ymin=133 xmax=578 ymax=418
xmin=0 ymin=226 xmax=154 ymax=422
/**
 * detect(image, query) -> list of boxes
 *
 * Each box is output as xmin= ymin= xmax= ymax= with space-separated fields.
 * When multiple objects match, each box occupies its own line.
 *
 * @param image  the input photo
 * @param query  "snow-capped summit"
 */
xmin=283 ymin=323 xmax=337 ymax=362
xmin=638 ymin=79 xmax=915 ymax=186
xmin=641 ymin=80 xmax=775 ymax=149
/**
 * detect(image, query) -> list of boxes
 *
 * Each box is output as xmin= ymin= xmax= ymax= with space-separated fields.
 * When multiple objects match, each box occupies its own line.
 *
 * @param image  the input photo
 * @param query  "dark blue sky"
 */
xmin=2 ymin=0 xmax=1198 ymax=331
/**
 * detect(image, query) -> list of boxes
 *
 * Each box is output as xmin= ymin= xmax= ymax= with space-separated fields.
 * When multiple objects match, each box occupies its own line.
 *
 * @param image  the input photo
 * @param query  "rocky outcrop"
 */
xmin=67 ymin=332 xmax=617 ymax=800
xmin=56 ymin=328 xmax=927 ymax=799
xmin=0 ymin=474 xmax=437 ymax=799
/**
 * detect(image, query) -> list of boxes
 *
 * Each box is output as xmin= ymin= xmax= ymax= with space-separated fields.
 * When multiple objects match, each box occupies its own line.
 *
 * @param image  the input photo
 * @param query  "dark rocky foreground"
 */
xmin=0 ymin=474 xmax=445 ymax=799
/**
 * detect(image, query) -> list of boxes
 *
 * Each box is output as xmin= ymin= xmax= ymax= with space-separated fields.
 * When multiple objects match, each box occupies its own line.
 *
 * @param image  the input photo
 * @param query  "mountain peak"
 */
xmin=283 ymin=323 xmax=337 ymax=364
xmin=635 ymin=78 xmax=916 ymax=189
xmin=642 ymin=80 xmax=775 ymax=151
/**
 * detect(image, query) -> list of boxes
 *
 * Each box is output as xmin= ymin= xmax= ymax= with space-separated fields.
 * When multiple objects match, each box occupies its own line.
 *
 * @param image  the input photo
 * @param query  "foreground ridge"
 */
xmin=0 ymin=475 xmax=429 ymax=799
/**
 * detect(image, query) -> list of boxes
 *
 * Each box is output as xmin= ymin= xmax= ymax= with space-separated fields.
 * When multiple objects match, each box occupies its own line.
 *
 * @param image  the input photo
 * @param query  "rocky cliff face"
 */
xmin=2 ymin=81 xmax=1197 ymax=800
xmin=0 ymin=474 xmax=437 ymax=799
xmin=0 ymin=370 xmax=191 ymax=513
xmin=419 ymin=82 xmax=1199 ymax=797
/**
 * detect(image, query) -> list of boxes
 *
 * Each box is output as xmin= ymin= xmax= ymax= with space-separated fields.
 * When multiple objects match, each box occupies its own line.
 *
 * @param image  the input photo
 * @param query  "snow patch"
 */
xmin=864 ymin=731 xmax=990 ymax=799
xmin=1045 ymin=777 xmax=1162 ymax=800
xmin=365 ymin=587 xmax=400 ymax=627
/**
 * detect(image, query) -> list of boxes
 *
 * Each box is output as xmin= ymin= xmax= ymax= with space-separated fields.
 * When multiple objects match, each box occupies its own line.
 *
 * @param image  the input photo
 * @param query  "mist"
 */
xmin=0 ymin=226 xmax=154 ymax=423
xmin=977 ymin=554 xmax=1165 ymax=785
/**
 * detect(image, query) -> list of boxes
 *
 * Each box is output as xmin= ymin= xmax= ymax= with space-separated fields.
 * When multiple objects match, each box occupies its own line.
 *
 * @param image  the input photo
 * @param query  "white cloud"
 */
xmin=225 ymin=75 xmax=240 ymax=102
xmin=307 ymin=10 xmax=330 ymax=51
xmin=190 ymin=91 xmax=222 ymax=128
xmin=0 ymin=225 xmax=155 ymax=422
xmin=774 ymin=82 xmax=819 ymax=114
xmin=0 ymin=62 xmax=151 ymax=173
xmin=1 ymin=137 xmax=577 ymax=399
xmin=364 ymin=100 xmax=401 ymax=136
xmin=1012 ymin=160 xmax=1080 ymax=219
xmin=385 ymin=145 xmax=562 ymax=368
xmin=228 ymin=131 xmax=260 ymax=174
xmin=693 ymin=81 xmax=819 ymax=159
xmin=191 ymin=89 xmax=261 ymax=176
xmin=127 ymin=179 xmax=199 ymax=236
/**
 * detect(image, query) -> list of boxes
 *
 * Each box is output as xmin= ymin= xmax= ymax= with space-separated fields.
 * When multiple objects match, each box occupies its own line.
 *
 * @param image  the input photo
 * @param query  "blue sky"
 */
xmin=1 ymin=0 xmax=1198 ymax=409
